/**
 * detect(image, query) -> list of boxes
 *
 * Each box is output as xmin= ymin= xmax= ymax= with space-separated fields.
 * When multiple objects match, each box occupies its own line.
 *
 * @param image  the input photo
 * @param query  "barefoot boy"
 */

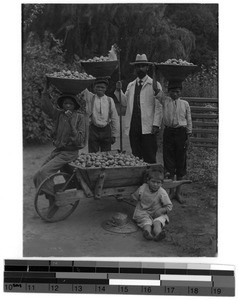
xmin=132 ymin=168 xmax=173 ymax=241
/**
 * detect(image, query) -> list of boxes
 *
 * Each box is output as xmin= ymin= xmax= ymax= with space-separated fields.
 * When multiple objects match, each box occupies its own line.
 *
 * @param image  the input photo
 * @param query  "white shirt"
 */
xmin=92 ymin=94 xmax=111 ymax=127
xmin=82 ymin=89 xmax=119 ymax=137
xmin=159 ymin=96 xmax=192 ymax=134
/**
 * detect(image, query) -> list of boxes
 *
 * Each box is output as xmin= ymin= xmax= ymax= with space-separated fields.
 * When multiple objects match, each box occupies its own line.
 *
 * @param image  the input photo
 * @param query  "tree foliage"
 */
xmin=164 ymin=4 xmax=218 ymax=67
xmin=22 ymin=3 xmax=218 ymax=144
xmin=23 ymin=32 xmax=68 ymax=144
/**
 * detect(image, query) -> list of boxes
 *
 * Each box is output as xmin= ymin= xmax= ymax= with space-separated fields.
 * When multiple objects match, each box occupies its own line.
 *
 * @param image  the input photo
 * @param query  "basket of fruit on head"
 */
xmin=46 ymin=70 xmax=96 ymax=95
xmin=155 ymin=59 xmax=199 ymax=81
xmin=80 ymin=45 xmax=119 ymax=78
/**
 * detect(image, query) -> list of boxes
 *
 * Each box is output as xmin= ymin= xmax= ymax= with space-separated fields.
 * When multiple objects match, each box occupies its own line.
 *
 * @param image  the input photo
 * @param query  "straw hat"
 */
xmin=57 ymin=94 xmax=81 ymax=109
xmin=130 ymin=54 xmax=153 ymax=65
xmin=102 ymin=212 xmax=138 ymax=234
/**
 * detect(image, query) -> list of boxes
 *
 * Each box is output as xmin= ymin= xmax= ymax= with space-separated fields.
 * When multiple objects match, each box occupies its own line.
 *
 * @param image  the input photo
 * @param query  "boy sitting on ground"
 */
xmin=132 ymin=168 xmax=173 ymax=241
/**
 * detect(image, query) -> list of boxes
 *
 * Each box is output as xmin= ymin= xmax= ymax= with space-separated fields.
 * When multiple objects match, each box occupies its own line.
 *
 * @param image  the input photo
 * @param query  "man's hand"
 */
xmin=151 ymin=126 xmax=160 ymax=135
xmin=116 ymin=81 xmax=122 ymax=91
xmin=111 ymin=137 xmax=116 ymax=144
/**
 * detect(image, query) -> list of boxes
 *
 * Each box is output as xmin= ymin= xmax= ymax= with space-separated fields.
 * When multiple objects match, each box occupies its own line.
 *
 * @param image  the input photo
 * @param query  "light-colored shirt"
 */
xmin=82 ymin=89 xmax=119 ymax=137
xmin=132 ymin=183 xmax=173 ymax=213
xmin=158 ymin=96 xmax=192 ymax=134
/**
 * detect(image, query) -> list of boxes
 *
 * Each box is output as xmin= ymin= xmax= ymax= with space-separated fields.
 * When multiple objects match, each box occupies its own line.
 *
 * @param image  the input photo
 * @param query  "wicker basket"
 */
xmin=81 ymin=60 xmax=118 ymax=77
xmin=47 ymin=76 xmax=95 ymax=95
xmin=155 ymin=63 xmax=199 ymax=81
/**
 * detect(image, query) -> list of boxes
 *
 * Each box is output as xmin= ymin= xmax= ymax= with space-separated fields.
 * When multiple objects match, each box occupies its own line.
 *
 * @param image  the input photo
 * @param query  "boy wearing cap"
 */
xmin=115 ymin=54 xmax=162 ymax=163
xmin=154 ymin=79 xmax=192 ymax=203
xmin=33 ymin=79 xmax=87 ymax=197
xmin=82 ymin=77 xmax=119 ymax=153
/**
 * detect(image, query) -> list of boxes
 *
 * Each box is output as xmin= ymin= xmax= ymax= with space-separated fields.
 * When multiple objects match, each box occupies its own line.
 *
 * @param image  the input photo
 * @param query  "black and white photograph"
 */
xmin=20 ymin=2 xmax=220 ymax=257
xmin=1 ymin=1 xmax=238 ymax=299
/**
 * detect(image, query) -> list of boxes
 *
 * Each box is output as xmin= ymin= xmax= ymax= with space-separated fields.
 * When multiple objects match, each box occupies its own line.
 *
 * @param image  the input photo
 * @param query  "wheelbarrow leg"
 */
xmin=75 ymin=170 xmax=94 ymax=198
xmin=94 ymin=170 xmax=106 ymax=200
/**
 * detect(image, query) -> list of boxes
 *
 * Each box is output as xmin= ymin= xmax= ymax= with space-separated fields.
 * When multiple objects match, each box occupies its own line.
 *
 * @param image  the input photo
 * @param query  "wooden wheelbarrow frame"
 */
xmin=34 ymin=163 xmax=192 ymax=223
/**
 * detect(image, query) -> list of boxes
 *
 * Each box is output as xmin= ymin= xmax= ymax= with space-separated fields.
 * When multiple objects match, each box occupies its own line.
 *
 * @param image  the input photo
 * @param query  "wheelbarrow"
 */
xmin=34 ymin=163 xmax=191 ymax=223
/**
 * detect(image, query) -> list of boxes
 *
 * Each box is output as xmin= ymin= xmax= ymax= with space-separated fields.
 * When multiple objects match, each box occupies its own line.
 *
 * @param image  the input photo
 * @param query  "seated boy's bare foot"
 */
xmin=143 ymin=230 xmax=153 ymax=240
xmin=154 ymin=230 xmax=166 ymax=242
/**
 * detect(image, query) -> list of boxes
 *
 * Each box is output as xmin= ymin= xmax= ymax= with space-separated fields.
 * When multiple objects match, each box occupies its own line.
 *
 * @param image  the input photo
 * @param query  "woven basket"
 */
xmin=155 ymin=63 xmax=199 ymax=81
xmin=47 ymin=76 xmax=95 ymax=95
xmin=81 ymin=60 xmax=118 ymax=77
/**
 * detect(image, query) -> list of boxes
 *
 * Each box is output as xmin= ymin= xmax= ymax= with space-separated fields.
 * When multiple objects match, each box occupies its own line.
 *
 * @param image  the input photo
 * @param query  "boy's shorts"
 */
xmin=133 ymin=210 xmax=169 ymax=229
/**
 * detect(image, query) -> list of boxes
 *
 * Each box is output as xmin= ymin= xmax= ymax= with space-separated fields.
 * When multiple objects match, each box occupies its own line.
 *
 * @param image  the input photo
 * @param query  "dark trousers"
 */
xmin=163 ymin=126 xmax=188 ymax=179
xmin=33 ymin=149 xmax=78 ymax=194
xmin=88 ymin=123 xmax=112 ymax=153
xmin=129 ymin=117 xmax=157 ymax=163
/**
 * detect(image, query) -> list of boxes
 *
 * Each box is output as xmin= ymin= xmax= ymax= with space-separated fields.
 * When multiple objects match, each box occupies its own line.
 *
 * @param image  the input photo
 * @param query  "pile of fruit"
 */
xmin=73 ymin=152 xmax=148 ymax=168
xmin=81 ymin=45 xmax=117 ymax=62
xmin=47 ymin=70 xmax=95 ymax=79
xmin=81 ymin=56 xmax=113 ymax=62
xmin=160 ymin=58 xmax=195 ymax=66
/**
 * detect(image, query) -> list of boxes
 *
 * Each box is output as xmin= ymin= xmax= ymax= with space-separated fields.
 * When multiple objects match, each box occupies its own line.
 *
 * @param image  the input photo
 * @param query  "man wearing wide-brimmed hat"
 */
xmin=115 ymin=54 xmax=162 ymax=163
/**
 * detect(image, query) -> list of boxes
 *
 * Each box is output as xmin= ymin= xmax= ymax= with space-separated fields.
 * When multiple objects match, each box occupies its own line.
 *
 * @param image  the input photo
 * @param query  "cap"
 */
xmin=94 ymin=77 xmax=110 ymax=86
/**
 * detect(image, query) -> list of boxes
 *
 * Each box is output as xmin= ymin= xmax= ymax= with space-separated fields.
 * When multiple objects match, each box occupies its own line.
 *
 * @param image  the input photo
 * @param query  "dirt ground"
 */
xmin=23 ymin=134 xmax=217 ymax=257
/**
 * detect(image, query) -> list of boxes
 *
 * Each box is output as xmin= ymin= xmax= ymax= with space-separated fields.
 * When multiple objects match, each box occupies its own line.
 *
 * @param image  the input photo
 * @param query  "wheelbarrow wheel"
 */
xmin=34 ymin=172 xmax=79 ymax=222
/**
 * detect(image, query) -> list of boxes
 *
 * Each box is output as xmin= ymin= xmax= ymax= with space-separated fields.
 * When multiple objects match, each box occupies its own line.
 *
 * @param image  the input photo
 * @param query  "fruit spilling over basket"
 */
xmin=82 ymin=55 xmax=113 ymax=62
xmin=155 ymin=58 xmax=199 ymax=81
xmin=80 ymin=45 xmax=119 ymax=78
xmin=72 ymin=152 xmax=148 ymax=168
xmin=46 ymin=70 xmax=96 ymax=95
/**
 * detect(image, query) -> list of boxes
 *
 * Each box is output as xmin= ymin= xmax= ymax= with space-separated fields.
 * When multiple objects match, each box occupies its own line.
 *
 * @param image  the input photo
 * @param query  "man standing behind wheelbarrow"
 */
xmin=115 ymin=54 xmax=162 ymax=163
xmin=33 ymin=78 xmax=87 ymax=201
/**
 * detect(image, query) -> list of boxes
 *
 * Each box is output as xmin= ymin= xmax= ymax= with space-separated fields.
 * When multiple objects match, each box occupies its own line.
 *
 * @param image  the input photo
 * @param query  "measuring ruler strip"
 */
xmin=4 ymin=283 xmax=234 ymax=296
xmin=4 ymin=260 xmax=235 ymax=296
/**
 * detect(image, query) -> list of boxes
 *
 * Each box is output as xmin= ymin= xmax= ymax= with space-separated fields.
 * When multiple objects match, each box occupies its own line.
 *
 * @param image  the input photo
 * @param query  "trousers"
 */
xmin=33 ymin=148 xmax=78 ymax=194
xmin=88 ymin=123 xmax=112 ymax=153
xmin=163 ymin=126 xmax=187 ymax=179
xmin=129 ymin=115 xmax=157 ymax=163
